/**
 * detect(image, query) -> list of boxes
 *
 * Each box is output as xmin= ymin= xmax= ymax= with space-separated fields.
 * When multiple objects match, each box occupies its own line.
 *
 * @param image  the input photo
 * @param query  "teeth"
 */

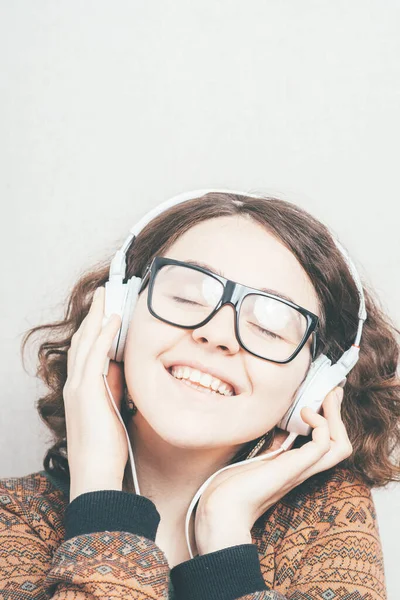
xmin=211 ymin=379 xmax=220 ymax=391
xmin=199 ymin=373 xmax=213 ymax=387
xmin=189 ymin=369 xmax=201 ymax=384
xmin=170 ymin=366 xmax=234 ymax=396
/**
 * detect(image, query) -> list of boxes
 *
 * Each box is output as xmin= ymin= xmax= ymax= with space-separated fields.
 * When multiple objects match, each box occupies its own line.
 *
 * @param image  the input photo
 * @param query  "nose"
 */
xmin=191 ymin=304 xmax=240 ymax=354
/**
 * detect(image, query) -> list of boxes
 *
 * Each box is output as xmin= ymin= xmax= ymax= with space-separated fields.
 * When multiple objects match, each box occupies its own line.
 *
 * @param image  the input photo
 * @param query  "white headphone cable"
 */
xmin=183 ymin=430 xmax=298 ymax=558
xmin=102 ymin=366 xmax=297 ymax=560
xmin=102 ymin=372 xmax=142 ymax=496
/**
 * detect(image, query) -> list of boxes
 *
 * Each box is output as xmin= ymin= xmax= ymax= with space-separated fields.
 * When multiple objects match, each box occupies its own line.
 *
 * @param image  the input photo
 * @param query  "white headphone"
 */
xmin=100 ymin=188 xmax=367 ymax=558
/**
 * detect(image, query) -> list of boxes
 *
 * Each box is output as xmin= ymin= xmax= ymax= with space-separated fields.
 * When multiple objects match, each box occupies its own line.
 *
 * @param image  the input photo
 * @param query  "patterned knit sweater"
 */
xmin=0 ymin=465 xmax=386 ymax=600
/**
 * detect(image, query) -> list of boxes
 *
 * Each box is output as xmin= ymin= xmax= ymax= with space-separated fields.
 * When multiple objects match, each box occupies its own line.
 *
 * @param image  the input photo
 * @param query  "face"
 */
xmin=124 ymin=215 xmax=320 ymax=452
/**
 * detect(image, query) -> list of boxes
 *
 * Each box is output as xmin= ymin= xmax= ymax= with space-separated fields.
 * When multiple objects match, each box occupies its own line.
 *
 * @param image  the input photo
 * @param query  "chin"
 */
xmin=141 ymin=408 xmax=227 ymax=450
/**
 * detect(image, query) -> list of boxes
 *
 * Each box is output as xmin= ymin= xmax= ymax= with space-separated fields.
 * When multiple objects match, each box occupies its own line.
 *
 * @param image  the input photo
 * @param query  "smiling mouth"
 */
xmin=166 ymin=367 xmax=235 ymax=397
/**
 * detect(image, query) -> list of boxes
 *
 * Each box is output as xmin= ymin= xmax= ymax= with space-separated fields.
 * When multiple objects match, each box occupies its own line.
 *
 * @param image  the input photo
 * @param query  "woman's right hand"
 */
xmin=63 ymin=287 xmax=128 ymax=502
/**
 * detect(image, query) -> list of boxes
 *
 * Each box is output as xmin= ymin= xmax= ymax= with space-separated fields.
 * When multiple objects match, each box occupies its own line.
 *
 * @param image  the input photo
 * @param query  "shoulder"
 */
xmin=0 ymin=469 xmax=68 ymax=503
xmin=291 ymin=465 xmax=377 ymax=531
xmin=0 ymin=470 xmax=68 ymax=544
xmin=256 ymin=465 xmax=379 ymax=548
xmin=255 ymin=467 xmax=386 ymax=596
xmin=293 ymin=464 xmax=374 ymax=503
xmin=289 ymin=465 xmax=377 ymax=531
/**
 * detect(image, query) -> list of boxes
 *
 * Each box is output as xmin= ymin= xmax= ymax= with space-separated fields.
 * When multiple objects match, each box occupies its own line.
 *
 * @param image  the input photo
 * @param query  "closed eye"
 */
xmin=172 ymin=296 xmax=202 ymax=306
xmin=251 ymin=323 xmax=282 ymax=340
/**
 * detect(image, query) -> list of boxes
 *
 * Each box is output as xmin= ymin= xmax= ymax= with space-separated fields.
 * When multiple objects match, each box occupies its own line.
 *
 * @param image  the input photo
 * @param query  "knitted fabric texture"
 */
xmin=0 ymin=466 xmax=387 ymax=600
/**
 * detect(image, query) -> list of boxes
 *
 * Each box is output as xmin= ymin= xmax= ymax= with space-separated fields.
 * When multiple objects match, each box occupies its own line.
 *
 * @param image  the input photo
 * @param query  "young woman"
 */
xmin=1 ymin=190 xmax=399 ymax=600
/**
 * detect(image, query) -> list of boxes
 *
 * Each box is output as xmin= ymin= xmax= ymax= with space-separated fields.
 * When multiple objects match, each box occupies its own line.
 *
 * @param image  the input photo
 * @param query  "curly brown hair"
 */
xmin=21 ymin=192 xmax=400 ymax=489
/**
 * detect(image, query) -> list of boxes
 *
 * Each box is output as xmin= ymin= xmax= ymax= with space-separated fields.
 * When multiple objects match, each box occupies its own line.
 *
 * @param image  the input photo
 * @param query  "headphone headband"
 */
xmin=112 ymin=188 xmax=367 ymax=332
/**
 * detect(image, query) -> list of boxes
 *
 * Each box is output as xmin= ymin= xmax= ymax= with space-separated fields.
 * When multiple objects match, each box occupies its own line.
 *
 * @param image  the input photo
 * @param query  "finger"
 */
xmin=75 ymin=287 xmax=105 ymax=347
xmin=70 ymin=288 xmax=107 ymax=381
xmin=67 ymin=313 xmax=91 ymax=374
xmin=298 ymin=389 xmax=352 ymax=480
xmin=321 ymin=387 xmax=353 ymax=460
xmin=321 ymin=388 xmax=346 ymax=442
xmin=245 ymin=411 xmax=330 ymax=502
xmin=295 ymin=407 xmax=331 ymax=465
xmin=67 ymin=288 xmax=102 ymax=375
xmin=84 ymin=313 xmax=122 ymax=378
xmin=239 ymin=410 xmax=331 ymax=508
xmin=259 ymin=408 xmax=332 ymax=482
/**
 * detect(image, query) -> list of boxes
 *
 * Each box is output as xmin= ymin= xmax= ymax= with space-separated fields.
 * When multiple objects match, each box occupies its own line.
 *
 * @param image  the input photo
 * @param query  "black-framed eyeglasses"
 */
xmin=138 ymin=256 xmax=319 ymax=364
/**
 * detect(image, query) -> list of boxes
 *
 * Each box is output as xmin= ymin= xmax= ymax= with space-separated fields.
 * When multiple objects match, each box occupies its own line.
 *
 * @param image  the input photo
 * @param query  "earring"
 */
xmin=245 ymin=435 xmax=267 ymax=459
xmin=124 ymin=386 xmax=138 ymax=416
xmin=245 ymin=429 xmax=275 ymax=460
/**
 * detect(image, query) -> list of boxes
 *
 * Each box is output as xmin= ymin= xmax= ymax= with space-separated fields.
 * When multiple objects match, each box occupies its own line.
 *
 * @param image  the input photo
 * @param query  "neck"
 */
xmin=124 ymin=412 xmax=241 ymax=522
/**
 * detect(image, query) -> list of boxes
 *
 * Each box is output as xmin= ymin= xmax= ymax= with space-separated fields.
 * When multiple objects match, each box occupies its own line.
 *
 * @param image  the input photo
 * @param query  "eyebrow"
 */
xmin=184 ymin=259 xmax=297 ymax=305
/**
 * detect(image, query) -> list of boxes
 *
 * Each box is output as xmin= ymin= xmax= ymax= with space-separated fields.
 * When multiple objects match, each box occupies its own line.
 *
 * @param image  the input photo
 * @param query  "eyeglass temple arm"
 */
xmin=137 ymin=261 xmax=152 ymax=293
xmin=311 ymin=330 xmax=318 ymax=360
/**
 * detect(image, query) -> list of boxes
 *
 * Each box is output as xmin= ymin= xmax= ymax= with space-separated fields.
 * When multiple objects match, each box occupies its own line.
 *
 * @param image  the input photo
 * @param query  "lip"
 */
xmin=163 ymin=358 xmax=241 ymax=395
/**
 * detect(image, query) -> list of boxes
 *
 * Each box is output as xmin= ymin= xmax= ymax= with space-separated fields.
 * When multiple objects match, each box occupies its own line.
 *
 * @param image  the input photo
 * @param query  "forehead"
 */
xmin=163 ymin=215 xmax=320 ymax=316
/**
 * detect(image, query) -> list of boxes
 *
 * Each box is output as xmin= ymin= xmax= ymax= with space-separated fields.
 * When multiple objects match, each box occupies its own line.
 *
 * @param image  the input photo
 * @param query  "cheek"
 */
xmin=123 ymin=294 xmax=181 ymax=384
xmin=123 ymin=303 xmax=161 ymax=405
xmin=251 ymin=347 xmax=311 ymax=420
xmin=124 ymin=297 xmax=157 ymax=363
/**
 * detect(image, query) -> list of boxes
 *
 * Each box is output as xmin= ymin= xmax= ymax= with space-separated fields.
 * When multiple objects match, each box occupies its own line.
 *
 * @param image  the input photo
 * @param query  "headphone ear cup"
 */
xmin=104 ymin=279 xmax=128 ymax=362
xmin=115 ymin=276 xmax=142 ymax=362
xmin=279 ymin=354 xmax=350 ymax=436
xmin=277 ymin=354 xmax=332 ymax=435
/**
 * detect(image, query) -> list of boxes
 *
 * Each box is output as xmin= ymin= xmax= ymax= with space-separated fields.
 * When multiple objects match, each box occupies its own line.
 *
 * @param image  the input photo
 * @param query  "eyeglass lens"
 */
xmin=150 ymin=264 xmax=308 ymax=361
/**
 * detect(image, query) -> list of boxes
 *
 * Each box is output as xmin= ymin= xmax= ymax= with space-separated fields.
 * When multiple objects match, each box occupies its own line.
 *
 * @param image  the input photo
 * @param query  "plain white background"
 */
xmin=1 ymin=1 xmax=399 ymax=597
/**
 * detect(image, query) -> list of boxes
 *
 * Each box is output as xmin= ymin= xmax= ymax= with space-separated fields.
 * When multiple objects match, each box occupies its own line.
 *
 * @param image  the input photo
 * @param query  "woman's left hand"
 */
xmin=194 ymin=386 xmax=352 ymax=555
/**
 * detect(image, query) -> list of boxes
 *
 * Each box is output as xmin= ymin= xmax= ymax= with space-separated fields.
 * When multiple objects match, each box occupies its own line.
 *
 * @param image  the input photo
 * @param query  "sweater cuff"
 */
xmin=64 ymin=490 xmax=160 ymax=542
xmin=170 ymin=543 xmax=268 ymax=600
